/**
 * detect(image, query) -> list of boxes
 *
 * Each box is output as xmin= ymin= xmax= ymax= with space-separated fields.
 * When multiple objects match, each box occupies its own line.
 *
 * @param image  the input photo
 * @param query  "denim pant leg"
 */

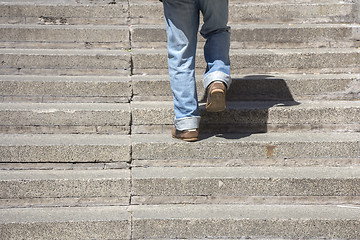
xmin=162 ymin=0 xmax=201 ymax=131
xmin=199 ymin=0 xmax=231 ymax=89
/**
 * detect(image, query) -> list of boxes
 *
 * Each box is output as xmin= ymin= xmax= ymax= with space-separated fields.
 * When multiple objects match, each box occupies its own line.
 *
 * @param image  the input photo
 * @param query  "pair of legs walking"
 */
xmin=162 ymin=0 xmax=231 ymax=141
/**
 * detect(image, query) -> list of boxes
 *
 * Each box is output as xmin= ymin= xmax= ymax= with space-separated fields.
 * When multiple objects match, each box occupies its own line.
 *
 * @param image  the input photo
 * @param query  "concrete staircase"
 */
xmin=1 ymin=0 xmax=360 ymax=239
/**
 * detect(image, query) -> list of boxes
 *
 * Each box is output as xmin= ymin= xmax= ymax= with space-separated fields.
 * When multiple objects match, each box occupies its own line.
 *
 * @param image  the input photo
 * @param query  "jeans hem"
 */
xmin=203 ymin=71 xmax=231 ymax=89
xmin=174 ymin=116 xmax=201 ymax=130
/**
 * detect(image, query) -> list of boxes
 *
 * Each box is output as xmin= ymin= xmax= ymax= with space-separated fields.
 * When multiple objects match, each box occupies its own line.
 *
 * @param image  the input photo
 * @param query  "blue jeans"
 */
xmin=163 ymin=0 xmax=231 ymax=131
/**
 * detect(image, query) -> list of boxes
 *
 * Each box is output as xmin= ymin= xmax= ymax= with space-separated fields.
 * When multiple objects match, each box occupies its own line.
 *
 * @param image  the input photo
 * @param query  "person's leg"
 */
xmin=199 ymin=0 xmax=231 ymax=90
xmin=162 ymin=0 xmax=201 ymax=133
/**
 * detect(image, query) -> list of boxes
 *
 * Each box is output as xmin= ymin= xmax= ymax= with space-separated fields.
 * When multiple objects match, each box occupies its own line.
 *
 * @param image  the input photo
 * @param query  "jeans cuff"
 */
xmin=203 ymin=71 xmax=231 ymax=90
xmin=174 ymin=116 xmax=201 ymax=130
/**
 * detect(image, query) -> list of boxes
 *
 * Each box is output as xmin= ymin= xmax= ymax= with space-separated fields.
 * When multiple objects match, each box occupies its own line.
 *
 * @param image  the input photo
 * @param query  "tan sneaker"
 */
xmin=206 ymin=81 xmax=226 ymax=112
xmin=172 ymin=128 xmax=199 ymax=142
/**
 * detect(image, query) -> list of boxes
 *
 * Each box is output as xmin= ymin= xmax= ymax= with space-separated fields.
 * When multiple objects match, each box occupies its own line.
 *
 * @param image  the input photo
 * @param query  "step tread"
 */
xmin=1 ymin=169 xmax=130 ymax=180
xmin=0 ymin=48 xmax=130 ymax=55
xmin=0 ymin=206 xmax=130 ymax=223
xmin=132 ymin=204 xmax=360 ymax=220
xmin=132 ymin=100 xmax=360 ymax=109
xmin=1 ymin=204 xmax=358 ymax=223
xmin=132 ymin=23 xmax=360 ymax=29
xmin=0 ymin=75 xmax=131 ymax=82
xmin=0 ymin=102 xmax=130 ymax=111
xmin=132 ymin=166 xmax=360 ymax=179
xmin=132 ymin=47 xmax=360 ymax=54
xmin=0 ymin=134 xmax=130 ymax=146
xmin=132 ymin=132 xmax=360 ymax=144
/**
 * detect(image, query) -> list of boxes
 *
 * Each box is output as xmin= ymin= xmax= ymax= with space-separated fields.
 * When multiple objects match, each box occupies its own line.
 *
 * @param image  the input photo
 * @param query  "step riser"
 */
xmin=0 ymin=103 xmax=131 ymax=134
xmin=0 ymin=134 xmax=131 ymax=163
xmin=132 ymin=195 xmax=360 ymax=206
xmin=131 ymin=25 xmax=359 ymax=49
xmin=1 ymin=197 xmax=129 ymax=209
xmin=1 ymin=25 xmax=357 ymax=50
xmin=133 ymin=141 xmax=359 ymax=160
xmin=1 ymin=49 xmax=359 ymax=75
xmin=133 ymin=179 xmax=360 ymax=198
xmin=130 ymin=3 xmax=355 ymax=25
xmin=133 ymin=219 xmax=360 ymax=239
xmin=0 ymin=75 xmax=132 ymax=103
xmin=0 ymin=3 xmax=353 ymax=26
xmin=133 ymin=123 xmax=360 ymax=135
xmin=0 ymin=27 xmax=130 ymax=49
xmin=0 ymin=51 xmax=131 ymax=71
xmin=132 ymin=133 xmax=360 ymax=161
xmin=131 ymin=75 xmax=360 ymax=101
xmin=0 ymin=126 xmax=130 ymax=134
xmin=2 ymin=222 xmax=130 ymax=240
xmin=1 ymin=170 xmax=130 ymax=201
xmin=133 ymin=50 xmax=360 ymax=75
xmin=0 ymin=5 xmax=129 ymax=25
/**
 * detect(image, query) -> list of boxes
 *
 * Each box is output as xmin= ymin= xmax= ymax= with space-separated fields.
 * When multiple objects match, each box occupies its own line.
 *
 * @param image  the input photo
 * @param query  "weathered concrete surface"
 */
xmin=0 ymin=134 xmax=131 ymax=163
xmin=1 ymin=169 xmax=130 ymax=199
xmin=0 ymin=102 xmax=130 ymax=126
xmin=132 ymin=204 xmax=360 ymax=239
xmin=131 ymin=100 xmax=360 ymax=124
xmin=354 ymin=0 xmax=360 ymax=23
xmin=0 ymin=24 xmax=129 ymax=42
xmin=131 ymin=132 xmax=360 ymax=160
xmin=131 ymin=74 xmax=360 ymax=101
xmin=132 ymin=167 xmax=360 ymax=197
xmin=0 ymin=206 xmax=131 ymax=240
xmin=132 ymin=48 xmax=360 ymax=75
xmin=0 ymin=75 xmax=132 ymax=100
xmin=131 ymin=24 xmax=359 ymax=49
xmin=131 ymin=100 xmax=360 ymax=133
xmin=130 ymin=2 xmax=354 ymax=25
xmin=0 ymin=48 xmax=131 ymax=70
xmin=0 ymin=3 xmax=129 ymax=25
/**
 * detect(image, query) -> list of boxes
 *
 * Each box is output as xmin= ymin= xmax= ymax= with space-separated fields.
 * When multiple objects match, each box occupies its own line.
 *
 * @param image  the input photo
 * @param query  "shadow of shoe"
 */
xmin=198 ymin=75 xmax=300 ymax=140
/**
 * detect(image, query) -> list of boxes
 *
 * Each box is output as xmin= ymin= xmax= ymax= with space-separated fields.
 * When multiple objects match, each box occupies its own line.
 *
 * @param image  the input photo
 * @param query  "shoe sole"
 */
xmin=206 ymin=89 xmax=226 ymax=112
xmin=172 ymin=135 xmax=198 ymax=142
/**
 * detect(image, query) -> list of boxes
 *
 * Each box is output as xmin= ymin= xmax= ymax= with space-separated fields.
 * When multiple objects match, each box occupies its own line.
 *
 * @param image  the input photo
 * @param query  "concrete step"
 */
xmin=131 ymin=100 xmax=360 ymax=134
xmin=0 ymin=1 xmax=129 ymax=25
xmin=0 ymin=134 xmax=131 ymax=163
xmin=1 ymin=169 xmax=130 ymax=208
xmin=1 ymin=100 xmax=359 ymax=134
xmin=131 ymin=23 xmax=360 ymax=49
xmin=132 ymin=48 xmax=360 ymax=75
xmin=1 ymin=1 xmax=353 ymax=26
xmin=132 ymin=167 xmax=360 ymax=198
xmin=0 ymin=102 xmax=131 ymax=134
xmin=131 ymin=204 xmax=360 ymax=239
xmin=1 ymin=167 xmax=359 ymax=208
xmin=2 ymin=23 xmax=358 ymax=49
xmin=0 ymin=206 xmax=131 ymax=239
xmin=132 ymin=74 xmax=360 ymax=101
xmin=1 ymin=74 xmax=359 ymax=103
xmin=130 ymin=1 xmax=355 ymax=25
xmin=0 ymin=24 xmax=130 ymax=49
xmin=0 ymin=48 xmax=131 ymax=76
xmin=131 ymin=132 xmax=360 ymax=165
xmin=132 ymin=166 xmax=360 ymax=205
xmin=2 ymin=204 xmax=359 ymax=239
xmin=0 ymin=75 xmax=132 ymax=103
